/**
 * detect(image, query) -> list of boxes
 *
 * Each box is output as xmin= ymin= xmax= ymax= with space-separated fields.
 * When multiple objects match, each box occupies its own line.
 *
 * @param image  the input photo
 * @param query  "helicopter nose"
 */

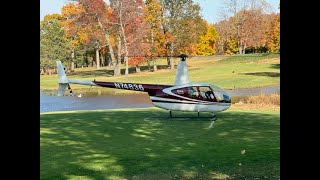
xmin=223 ymin=94 xmax=231 ymax=103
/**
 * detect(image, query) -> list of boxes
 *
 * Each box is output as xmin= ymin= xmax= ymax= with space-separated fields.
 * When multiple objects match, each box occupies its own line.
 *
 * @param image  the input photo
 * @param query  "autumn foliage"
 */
xmin=40 ymin=0 xmax=280 ymax=75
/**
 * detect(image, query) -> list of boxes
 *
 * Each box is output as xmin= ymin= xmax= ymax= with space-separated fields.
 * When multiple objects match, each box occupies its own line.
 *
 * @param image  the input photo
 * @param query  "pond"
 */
xmin=40 ymin=85 xmax=279 ymax=113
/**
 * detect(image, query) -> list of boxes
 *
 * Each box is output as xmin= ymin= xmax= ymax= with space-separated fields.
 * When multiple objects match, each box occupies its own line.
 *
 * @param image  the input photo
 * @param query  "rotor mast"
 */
xmin=174 ymin=54 xmax=190 ymax=85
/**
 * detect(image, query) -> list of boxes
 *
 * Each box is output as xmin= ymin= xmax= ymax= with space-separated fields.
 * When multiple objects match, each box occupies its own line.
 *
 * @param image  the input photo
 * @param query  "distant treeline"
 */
xmin=40 ymin=0 xmax=280 ymax=75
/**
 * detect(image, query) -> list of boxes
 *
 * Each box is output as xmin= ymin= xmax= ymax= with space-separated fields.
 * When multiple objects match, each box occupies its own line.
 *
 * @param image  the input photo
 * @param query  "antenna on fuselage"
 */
xmin=174 ymin=54 xmax=190 ymax=85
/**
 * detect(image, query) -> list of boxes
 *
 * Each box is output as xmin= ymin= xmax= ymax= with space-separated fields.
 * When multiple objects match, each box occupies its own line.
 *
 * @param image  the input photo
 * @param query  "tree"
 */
xmin=196 ymin=23 xmax=219 ymax=55
xmin=127 ymin=6 xmax=150 ymax=73
xmin=160 ymin=0 xmax=203 ymax=69
xmin=267 ymin=13 xmax=280 ymax=53
xmin=69 ymin=0 xmax=119 ymax=74
xmin=145 ymin=0 xmax=165 ymax=71
xmin=62 ymin=3 xmax=108 ymax=69
xmin=61 ymin=3 xmax=87 ymax=71
xmin=128 ymin=57 xmax=148 ymax=72
xmin=225 ymin=37 xmax=238 ymax=55
xmin=109 ymin=0 xmax=146 ymax=75
xmin=220 ymin=0 xmax=272 ymax=54
xmin=40 ymin=14 xmax=71 ymax=74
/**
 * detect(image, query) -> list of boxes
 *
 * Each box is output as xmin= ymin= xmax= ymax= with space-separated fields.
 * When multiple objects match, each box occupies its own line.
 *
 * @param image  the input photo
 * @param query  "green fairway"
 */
xmin=40 ymin=54 xmax=280 ymax=92
xmin=40 ymin=108 xmax=280 ymax=179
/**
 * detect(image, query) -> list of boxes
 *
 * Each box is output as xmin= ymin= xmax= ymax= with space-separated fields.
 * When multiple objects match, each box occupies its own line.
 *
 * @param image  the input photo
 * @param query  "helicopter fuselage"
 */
xmin=70 ymin=80 xmax=231 ymax=113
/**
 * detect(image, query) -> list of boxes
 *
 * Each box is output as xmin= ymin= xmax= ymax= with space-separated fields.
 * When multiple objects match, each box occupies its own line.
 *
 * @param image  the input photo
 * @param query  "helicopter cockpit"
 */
xmin=209 ymin=84 xmax=231 ymax=103
xmin=172 ymin=84 xmax=231 ymax=103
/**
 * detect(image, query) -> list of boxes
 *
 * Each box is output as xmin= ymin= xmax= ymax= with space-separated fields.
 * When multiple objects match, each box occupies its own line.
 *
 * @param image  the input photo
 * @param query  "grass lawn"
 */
xmin=40 ymin=54 xmax=280 ymax=93
xmin=40 ymin=107 xmax=280 ymax=179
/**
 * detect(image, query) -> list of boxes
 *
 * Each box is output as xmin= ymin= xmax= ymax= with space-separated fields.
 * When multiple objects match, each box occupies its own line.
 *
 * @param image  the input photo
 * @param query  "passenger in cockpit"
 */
xmin=188 ymin=87 xmax=199 ymax=98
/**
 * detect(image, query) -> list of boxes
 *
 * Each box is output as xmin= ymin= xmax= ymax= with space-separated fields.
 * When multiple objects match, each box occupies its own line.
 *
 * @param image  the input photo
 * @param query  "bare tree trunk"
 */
xmin=243 ymin=33 xmax=250 ymax=54
xmin=95 ymin=48 xmax=100 ymax=69
xmin=146 ymin=59 xmax=151 ymax=71
xmin=105 ymin=53 xmax=111 ymax=67
xmin=151 ymin=29 xmax=157 ymax=72
xmin=107 ymin=55 xmax=111 ymax=66
xmin=96 ymin=16 xmax=116 ymax=65
xmin=105 ymin=33 xmax=116 ymax=64
xmin=136 ymin=66 xmax=141 ymax=73
xmin=153 ymin=58 xmax=157 ymax=71
xmin=100 ymin=51 xmax=105 ymax=67
xmin=238 ymin=44 xmax=243 ymax=55
xmin=114 ymin=34 xmax=122 ymax=76
xmin=166 ymin=44 xmax=170 ymax=66
xmin=120 ymin=24 xmax=129 ymax=75
xmin=237 ymin=24 xmax=243 ymax=54
xmin=116 ymin=2 xmax=129 ymax=76
xmin=71 ymin=49 xmax=75 ymax=72
xmin=170 ymin=43 xmax=174 ymax=69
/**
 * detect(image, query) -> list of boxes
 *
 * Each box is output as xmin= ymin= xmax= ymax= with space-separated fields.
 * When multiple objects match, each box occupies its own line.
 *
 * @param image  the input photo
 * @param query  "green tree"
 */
xmin=40 ymin=14 xmax=71 ymax=74
xmin=160 ymin=0 xmax=203 ymax=69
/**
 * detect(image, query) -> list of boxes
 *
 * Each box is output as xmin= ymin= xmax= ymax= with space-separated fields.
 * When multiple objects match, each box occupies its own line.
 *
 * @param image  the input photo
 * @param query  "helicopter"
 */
xmin=56 ymin=54 xmax=231 ymax=118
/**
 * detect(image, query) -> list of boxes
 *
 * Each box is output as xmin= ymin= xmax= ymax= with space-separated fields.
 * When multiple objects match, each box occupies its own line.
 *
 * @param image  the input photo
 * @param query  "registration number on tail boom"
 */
xmin=114 ymin=83 xmax=144 ymax=91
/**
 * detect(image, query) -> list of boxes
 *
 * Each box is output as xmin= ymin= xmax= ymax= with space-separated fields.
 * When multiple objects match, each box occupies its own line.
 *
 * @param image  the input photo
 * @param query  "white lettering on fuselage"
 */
xmin=114 ymin=83 xmax=144 ymax=91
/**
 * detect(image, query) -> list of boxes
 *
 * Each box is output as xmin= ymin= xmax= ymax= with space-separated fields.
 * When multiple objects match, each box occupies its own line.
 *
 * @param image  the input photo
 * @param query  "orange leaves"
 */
xmin=128 ymin=56 xmax=147 ymax=66
xmin=60 ymin=1 xmax=107 ymax=49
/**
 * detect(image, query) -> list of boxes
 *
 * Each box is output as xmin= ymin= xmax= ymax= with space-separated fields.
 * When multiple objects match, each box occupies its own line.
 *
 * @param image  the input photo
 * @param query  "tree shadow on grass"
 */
xmin=70 ymin=69 xmax=114 ymax=78
xmin=121 ymin=65 xmax=170 ymax=74
xmin=241 ymin=72 xmax=280 ymax=77
xmin=270 ymin=64 xmax=280 ymax=69
xmin=41 ymin=109 xmax=280 ymax=179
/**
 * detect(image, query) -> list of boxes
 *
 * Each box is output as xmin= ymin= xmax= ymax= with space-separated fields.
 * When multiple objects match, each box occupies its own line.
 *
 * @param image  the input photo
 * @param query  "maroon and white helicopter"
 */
xmin=56 ymin=54 xmax=231 ymax=118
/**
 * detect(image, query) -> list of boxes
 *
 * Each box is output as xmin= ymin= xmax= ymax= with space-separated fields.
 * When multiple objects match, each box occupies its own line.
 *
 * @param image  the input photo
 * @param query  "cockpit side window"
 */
xmin=172 ymin=86 xmax=217 ymax=102
xmin=187 ymin=87 xmax=199 ymax=98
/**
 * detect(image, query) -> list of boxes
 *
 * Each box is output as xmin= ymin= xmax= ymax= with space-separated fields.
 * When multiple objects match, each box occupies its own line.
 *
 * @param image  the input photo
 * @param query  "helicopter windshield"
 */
xmin=210 ymin=84 xmax=231 ymax=103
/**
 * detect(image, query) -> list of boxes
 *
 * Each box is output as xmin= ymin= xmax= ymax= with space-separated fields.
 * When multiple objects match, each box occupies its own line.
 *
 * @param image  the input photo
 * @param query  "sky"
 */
xmin=40 ymin=0 xmax=280 ymax=23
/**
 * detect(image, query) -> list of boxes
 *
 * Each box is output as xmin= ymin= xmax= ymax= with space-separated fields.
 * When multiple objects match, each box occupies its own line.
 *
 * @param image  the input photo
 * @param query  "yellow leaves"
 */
xmin=61 ymin=3 xmax=85 ymax=17
xmin=195 ymin=24 xmax=218 ymax=55
xmin=78 ymin=32 xmax=89 ymax=44
xmin=225 ymin=38 xmax=238 ymax=55
xmin=267 ymin=13 xmax=280 ymax=53
xmin=70 ymin=40 xmax=80 ymax=47
xmin=43 ymin=14 xmax=62 ymax=21
xmin=144 ymin=0 xmax=162 ymax=27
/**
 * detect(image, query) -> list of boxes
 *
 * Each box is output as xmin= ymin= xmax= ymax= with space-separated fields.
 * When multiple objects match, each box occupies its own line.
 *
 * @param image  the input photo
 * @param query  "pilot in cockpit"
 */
xmin=188 ymin=87 xmax=199 ymax=98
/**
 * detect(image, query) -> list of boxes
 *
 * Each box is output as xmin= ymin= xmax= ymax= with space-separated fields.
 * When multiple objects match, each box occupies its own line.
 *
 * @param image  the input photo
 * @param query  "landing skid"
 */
xmin=169 ymin=110 xmax=217 ymax=120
